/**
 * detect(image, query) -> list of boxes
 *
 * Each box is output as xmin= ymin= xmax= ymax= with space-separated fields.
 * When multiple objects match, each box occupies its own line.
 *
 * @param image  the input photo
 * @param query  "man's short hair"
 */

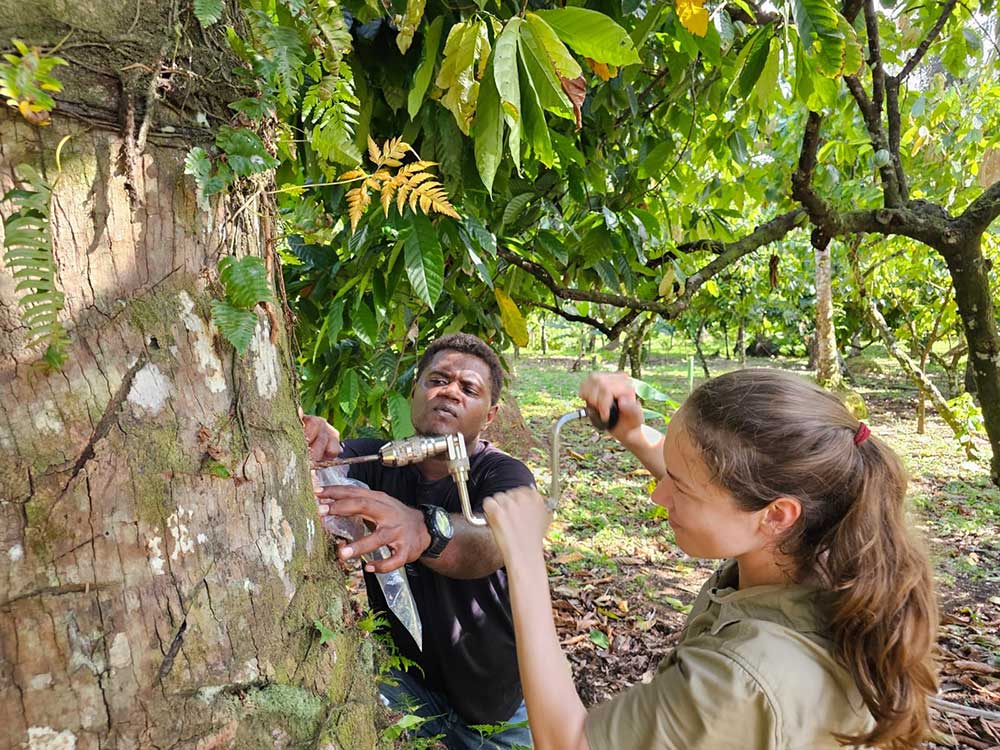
xmin=415 ymin=333 xmax=504 ymax=405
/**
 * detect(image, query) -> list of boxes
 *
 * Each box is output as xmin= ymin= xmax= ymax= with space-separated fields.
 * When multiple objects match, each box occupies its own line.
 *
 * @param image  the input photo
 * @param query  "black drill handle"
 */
xmin=586 ymin=399 xmax=619 ymax=431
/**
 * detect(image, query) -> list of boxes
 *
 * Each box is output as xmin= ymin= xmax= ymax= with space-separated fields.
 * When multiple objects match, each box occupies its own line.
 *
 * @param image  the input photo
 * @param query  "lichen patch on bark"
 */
xmin=178 ymin=290 xmax=227 ymax=394
xmin=127 ymin=362 xmax=173 ymax=415
xmin=250 ymin=319 xmax=279 ymax=399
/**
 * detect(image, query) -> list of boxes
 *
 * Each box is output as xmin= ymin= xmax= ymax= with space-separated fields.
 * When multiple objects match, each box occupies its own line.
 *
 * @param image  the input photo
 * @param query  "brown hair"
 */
xmin=416 ymin=333 xmax=505 ymax=404
xmin=685 ymin=369 xmax=938 ymax=749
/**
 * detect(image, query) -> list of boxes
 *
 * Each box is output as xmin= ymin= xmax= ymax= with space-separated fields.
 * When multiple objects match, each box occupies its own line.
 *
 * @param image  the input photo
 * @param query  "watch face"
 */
xmin=433 ymin=508 xmax=453 ymax=537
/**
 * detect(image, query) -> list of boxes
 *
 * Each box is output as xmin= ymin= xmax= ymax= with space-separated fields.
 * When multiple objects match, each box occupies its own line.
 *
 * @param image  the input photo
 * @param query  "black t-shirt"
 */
xmin=342 ymin=437 xmax=535 ymax=725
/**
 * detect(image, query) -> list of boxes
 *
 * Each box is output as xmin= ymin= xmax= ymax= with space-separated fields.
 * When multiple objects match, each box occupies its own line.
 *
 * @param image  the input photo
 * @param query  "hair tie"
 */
xmin=853 ymin=422 xmax=871 ymax=446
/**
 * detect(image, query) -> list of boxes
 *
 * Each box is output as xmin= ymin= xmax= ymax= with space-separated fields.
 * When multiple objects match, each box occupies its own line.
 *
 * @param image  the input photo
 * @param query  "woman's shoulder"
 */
xmin=673 ymin=567 xmax=874 ymax=747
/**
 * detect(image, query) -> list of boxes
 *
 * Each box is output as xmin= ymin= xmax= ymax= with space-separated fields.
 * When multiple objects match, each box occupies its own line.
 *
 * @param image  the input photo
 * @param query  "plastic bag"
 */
xmin=313 ymin=465 xmax=423 ymax=650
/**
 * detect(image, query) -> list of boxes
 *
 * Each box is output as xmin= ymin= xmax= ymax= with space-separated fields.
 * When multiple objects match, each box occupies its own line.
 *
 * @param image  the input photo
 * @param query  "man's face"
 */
xmin=410 ymin=350 xmax=498 ymax=445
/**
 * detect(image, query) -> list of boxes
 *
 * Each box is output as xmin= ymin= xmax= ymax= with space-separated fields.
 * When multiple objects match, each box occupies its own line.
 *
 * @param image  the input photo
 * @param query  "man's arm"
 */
xmin=318 ymin=486 xmax=507 ymax=578
xmin=423 ymin=514 xmax=503 ymax=579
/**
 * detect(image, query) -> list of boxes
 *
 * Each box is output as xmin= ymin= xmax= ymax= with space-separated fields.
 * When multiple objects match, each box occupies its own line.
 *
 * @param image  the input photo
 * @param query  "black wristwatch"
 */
xmin=419 ymin=504 xmax=454 ymax=559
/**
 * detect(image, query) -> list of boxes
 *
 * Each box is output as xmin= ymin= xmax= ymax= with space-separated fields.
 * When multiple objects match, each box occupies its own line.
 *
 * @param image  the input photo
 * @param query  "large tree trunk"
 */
xmin=814 ymin=246 xmax=841 ymax=388
xmin=942 ymin=235 xmax=1000 ymax=480
xmin=0 ymin=5 xmax=378 ymax=749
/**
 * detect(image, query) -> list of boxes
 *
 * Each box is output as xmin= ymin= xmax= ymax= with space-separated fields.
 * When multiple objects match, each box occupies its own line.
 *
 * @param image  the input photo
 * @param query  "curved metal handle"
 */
xmin=446 ymin=433 xmax=487 ymax=526
xmin=548 ymin=408 xmax=587 ymax=511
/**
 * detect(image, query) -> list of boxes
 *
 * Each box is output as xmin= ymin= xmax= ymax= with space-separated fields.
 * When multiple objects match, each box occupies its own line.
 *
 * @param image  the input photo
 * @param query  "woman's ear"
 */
xmin=761 ymin=496 xmax=802 ymax=537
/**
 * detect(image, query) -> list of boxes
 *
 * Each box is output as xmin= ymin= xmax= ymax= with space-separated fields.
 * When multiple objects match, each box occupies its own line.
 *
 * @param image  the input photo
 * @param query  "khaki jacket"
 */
xmin=584 ymin=560 xmax=874 ymax=750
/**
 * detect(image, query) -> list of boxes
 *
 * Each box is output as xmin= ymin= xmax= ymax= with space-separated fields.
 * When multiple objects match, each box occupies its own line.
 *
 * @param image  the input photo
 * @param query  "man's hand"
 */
xmin=317 ymin=485 xmax=432 ymax=573
xmin=302 ymin=413 xmax=341 ymax=463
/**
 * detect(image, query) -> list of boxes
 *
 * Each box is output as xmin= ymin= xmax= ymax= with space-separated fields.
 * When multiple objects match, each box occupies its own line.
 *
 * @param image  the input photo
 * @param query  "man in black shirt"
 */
xmin=303 ymin=333 xmax=535 ymax=750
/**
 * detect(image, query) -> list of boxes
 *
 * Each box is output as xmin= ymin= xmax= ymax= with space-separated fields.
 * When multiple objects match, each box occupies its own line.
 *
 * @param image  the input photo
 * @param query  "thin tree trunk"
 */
xmin=736 ymin=321 xmax=746 ymax=366
xmin=918 ymin=353 xmax=928 ymax=434
xmin=694 ymin=320 xmax=711 ymax=378
xmin=0 ymin=7 xmax=378 ymax=747
xmin=623 ymin=313 xmax=656 ymax=379
xmin=540 ymin=316 xmax=547 ymax=354
xmin=815 ymin=246 xmax=841 ymax=388
xmin=849 ymin=248 xmax=976 ymax=460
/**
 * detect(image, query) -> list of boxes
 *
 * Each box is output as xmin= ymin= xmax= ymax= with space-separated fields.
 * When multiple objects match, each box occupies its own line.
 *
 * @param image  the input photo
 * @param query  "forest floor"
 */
xmin=366 ymin=351 xmax=1000 ymax=749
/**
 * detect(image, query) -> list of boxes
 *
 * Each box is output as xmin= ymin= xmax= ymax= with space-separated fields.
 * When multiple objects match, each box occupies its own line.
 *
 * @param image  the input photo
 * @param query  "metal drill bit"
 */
xmin=311 ymin=453 xmax=380 ymax=469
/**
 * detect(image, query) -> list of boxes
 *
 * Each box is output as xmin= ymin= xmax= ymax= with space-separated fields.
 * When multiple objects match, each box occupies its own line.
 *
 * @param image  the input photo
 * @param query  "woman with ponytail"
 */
xmin=483 ymin=369 xmax=938 ymax=750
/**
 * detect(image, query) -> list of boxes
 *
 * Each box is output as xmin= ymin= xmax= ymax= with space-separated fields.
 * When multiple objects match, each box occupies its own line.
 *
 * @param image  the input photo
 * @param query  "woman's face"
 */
xmin=651 ymin=408 xmax=766 ymax=560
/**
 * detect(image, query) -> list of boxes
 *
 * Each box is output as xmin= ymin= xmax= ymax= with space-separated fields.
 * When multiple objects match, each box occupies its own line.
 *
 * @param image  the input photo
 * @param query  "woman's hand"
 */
xmin=482 ymin=487 xmax=552 ymax=567
xmin=301 ymin=413 xmax=341 ymax=463
xmin=578 ymin=372 xmax=644 ymax=443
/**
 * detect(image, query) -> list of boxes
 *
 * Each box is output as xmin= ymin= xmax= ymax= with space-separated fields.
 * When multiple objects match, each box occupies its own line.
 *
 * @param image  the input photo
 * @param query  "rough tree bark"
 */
xmin=0 ymin=4 xmax=378 ymax=749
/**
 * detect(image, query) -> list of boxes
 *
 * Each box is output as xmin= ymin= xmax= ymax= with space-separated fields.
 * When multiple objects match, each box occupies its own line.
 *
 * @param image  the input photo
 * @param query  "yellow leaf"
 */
xmin=495 ymin=288 xmax=528 ymax=347
xmin=338 ymin=169 xmax=366 ymax=181
xmin=346 ymin=185 xmax=371 ymax=233
xmin=658 ymin=266 xmax=676 ymax=299
xmin=367 ymin=135 xmax=381 ymax=165
xmin=380 ymin=181 xmax=396 ymax=217
xmin=586 ymin=58 xmax=616 ymax=81
xmin=676 ymin=0 xmax=709 ymax=37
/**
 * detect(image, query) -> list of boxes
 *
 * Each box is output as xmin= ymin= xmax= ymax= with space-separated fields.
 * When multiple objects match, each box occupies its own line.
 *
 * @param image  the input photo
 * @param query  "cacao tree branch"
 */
xmin=847 ymin=3 xmax=902 ymax=207
xmin=955 ymin=180 xmax=1000 ymax=235
xmin=661 ymin=209 xmax=807 ymax=317
xmin=895 ymin=0 xmax=960 ymax=83
xmin=791 ymin=112 xmax=843 ymax=234
xmin=500 ymin=210 xmax=804 ymax=321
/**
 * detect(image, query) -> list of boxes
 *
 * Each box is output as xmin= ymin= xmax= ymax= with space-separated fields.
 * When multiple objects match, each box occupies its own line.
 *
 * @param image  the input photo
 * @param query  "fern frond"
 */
xmin=346 ymin=184 xmax=371 ymax=232
xmin=1 ymin=163 xmax=68 ymax=367
xmin=367 ymin=136 xmax=382 ymax=165
xmin=380 ymin=180 xmax=396 ymax=217
xmin=409 ymin=177 xmax=460 ymax=220
xmin=381 ymin=137 xmax=410 ymax=166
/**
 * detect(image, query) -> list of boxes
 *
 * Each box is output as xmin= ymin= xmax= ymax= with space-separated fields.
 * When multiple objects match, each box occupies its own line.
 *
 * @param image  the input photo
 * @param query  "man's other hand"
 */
xmin=302 ymin=413 xmax=341 ymax=463
xmin=317 ymin=485 xmax=432 ymax=573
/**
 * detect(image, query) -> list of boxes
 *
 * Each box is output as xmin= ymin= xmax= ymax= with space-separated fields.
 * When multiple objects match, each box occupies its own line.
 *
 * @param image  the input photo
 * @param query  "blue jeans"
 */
xmin=379 ymin=668 xmax=533 ymax=750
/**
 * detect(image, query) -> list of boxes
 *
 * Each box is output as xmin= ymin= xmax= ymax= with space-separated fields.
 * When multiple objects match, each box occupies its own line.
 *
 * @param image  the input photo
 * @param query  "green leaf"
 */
xmin=473 ymin=56 xmax=503 ymax=195
xmin=518 ymin=55 xmax=555 ymax=166
xmin=754 ymin=38 xmax=780 ymax=108
xmin=352 ymin=298 xmax=378 ymax=346
xmin=194 ymin=0 xmax=223 ymax=27
xmin=184 ymin=147 xmax=215 ymax=211
xmin=218 ymin=256 xmax=273 ymax=309
xmin=502 ymin=192 xmax=533 ymax=231
xmin=737 ymin=30 xmax=772 ymax=99
xmin=524 ymin=14 xmax=583 ymax=80
xmin=214 ymin=126 xmax=279 ymax=176
xmin=337 ymin=370 xmax=360 ymax=414
xmin=791 ymin=0 xmax=854 ymax=78
xmin=408 ymin=16 xmax=444 ymax=119
xmin=494 ymin=18 xmax=523 ymax=173
xmin=703 ymin=278 xmax=720 ymax=297
xmin=535 ymin=8 xmax=640 ymax=66
xmin=520 ymin=18 xmax=574 ymax=119
xmin=314 ymin=619 xmax=337 ymax=646
xmin=387 ymin=392 xmax=416 ymax=439
xmin=210 ymin=299 xmax=257 ymax=355
xmin=402 ymin=214 xmax=444 ymax=309
xmin=589 ymin=628 xmax=610 ymax=649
